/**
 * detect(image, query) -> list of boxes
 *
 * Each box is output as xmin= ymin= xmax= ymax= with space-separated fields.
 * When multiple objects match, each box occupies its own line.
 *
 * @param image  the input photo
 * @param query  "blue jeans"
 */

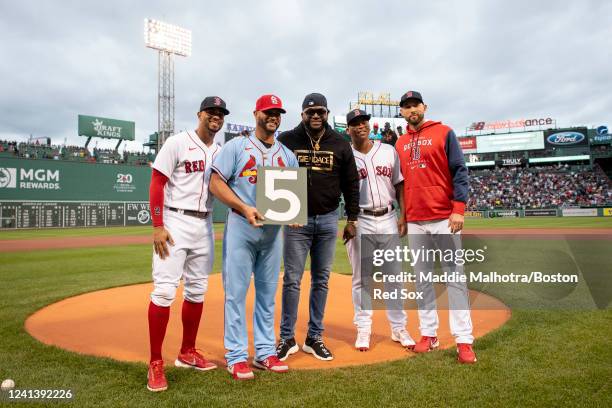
xmin=280 ymin=210 xmax=338 ymax=339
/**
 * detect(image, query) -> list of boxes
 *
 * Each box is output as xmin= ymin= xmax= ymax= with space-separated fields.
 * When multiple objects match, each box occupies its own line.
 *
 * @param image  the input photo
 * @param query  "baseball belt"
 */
xmin=360 ymin=204 xmax=394 ymax=217
xmin=166 ymin=206 xmax=210 ymax=219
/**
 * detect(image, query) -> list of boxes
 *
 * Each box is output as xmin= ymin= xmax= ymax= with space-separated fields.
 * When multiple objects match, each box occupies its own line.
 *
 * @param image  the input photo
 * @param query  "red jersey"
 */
xmin=395 ymin=120 xmax=468 ymax=222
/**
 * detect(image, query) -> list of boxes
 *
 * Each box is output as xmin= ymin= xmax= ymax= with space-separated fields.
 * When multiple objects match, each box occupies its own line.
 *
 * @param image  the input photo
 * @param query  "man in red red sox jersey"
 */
xmin=395 ymin=90 xmax=477 ymax=364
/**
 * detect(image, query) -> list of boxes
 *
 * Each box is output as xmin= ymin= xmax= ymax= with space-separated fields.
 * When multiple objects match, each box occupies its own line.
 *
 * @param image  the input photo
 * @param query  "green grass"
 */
xmin=1 ymin=217 xmax=610 ymax=240
xmin=464 ymin=216 xmax=612 ymax=229
xmin=0 ymin=222 xmax=611 ymax=407
xmin=0 ymin=224 xmax=227 ymax=240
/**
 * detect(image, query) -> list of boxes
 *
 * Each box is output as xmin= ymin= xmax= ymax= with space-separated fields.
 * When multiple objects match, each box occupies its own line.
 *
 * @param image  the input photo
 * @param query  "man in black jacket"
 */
xmin=276 ymin=93 xmax=360 ymax=361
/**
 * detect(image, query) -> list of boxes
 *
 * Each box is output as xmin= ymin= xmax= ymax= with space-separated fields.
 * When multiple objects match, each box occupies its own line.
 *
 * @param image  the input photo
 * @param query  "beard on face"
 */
xmin=407 ymin=112 xmax=424 ymax=126
xmin=257 ymin=116 xmax=278 ymax=134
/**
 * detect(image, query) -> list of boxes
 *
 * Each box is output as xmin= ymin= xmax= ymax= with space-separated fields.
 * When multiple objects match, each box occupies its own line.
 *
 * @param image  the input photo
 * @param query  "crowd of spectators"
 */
xmin=3 ymin=139 xmax=612 ymax=210
xmin=591 ymin=144 xmax=612 ymax=156
xmin=467 ymin=164 xmax=611 ymax=210
xmin=0 ymin=139 xmax=154 ymax=166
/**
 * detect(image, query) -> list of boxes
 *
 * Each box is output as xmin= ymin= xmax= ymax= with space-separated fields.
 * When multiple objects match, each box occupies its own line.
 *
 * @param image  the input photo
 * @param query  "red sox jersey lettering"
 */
xmin=151 ymin=130 xmax=220 ymax=212
xmin=352 ymin=142 xmax=403 ymax=209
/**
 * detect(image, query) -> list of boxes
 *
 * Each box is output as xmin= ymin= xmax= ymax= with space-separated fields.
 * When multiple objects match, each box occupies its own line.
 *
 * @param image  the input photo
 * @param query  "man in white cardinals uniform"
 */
xmin=146 ymin=96 xmax=227 ymax=392
xmin=344 ymin=109 xmax=415 ymax=352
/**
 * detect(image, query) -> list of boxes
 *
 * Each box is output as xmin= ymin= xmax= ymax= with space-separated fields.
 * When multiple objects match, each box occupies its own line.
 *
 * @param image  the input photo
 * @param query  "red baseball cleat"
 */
xmin=175 ymin=348 xmax=217 ymax=371
xmin=227 ymin=361 xmax=255 ymax=380
xmin=457 ymin=343 xmax=477 ymax=364
xmin=252 ymin=355 xmax=289 ymax=373
xmin=413 ymin=336 xmax=440 ymax=353
xmin=147 ymin=360 xmax=168 ymax=392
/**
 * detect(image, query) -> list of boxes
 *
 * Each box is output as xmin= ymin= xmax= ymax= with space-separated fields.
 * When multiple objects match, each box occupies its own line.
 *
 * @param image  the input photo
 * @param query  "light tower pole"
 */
xmin=158 ymin=50 xmax=174 ymax=147
xmin=144 ymin=19 xmax=192 ymax=150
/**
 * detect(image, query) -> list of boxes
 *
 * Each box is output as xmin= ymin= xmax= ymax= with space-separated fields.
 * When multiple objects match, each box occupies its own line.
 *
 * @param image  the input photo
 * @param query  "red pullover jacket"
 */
xmin=395 ymin=120 xmax=468 ymax=222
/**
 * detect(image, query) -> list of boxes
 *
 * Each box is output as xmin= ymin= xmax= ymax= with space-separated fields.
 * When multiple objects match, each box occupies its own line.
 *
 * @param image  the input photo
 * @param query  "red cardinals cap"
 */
xmin=255 ymin=94 xmax=286 ymax=113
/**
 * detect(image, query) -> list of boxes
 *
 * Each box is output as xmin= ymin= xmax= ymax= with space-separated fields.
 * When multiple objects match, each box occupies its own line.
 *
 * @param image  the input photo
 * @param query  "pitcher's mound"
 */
xmin=26 ymin=273 xmax=510 ymax=369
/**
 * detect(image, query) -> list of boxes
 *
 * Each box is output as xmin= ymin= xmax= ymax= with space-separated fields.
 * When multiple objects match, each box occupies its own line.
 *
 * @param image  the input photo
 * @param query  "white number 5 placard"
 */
xmin=256 ymin=166 xmax=307 ymax=225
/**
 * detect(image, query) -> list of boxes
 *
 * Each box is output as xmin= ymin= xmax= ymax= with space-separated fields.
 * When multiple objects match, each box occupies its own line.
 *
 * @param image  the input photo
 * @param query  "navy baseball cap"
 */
xmin=199 ymin=96 xmax=230 ymax=115
xmin=346 ymin=109 xmax=371 ymax=126
xmin=399 ymin=90 xmax=424 ymax=107
xmin=302 ymin=93 xmax=328 ymax=111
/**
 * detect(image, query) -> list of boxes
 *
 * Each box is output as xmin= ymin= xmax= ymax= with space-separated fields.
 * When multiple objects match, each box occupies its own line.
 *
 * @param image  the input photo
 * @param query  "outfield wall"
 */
xmin=0 ymin=157 xmax=150 ymax=201
xmin=1 ymin=158 xmax=609 ymax=228
xmin=0 ymin=200 xmax=151 ymax=228
xmin=0 ymin=158 xmax=156 ymax=229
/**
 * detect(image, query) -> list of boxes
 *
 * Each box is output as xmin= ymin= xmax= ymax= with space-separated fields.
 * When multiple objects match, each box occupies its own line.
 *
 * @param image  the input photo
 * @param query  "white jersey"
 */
xmin=352 ymin=141 xmax=403 ymax=210
xmin=152 ymin=130 xmax=220 ymax=212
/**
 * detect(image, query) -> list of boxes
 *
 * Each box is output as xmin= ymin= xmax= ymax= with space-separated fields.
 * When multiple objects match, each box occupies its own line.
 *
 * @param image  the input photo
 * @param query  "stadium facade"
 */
xmin=1 ymin=119 xmax=610 ymax=229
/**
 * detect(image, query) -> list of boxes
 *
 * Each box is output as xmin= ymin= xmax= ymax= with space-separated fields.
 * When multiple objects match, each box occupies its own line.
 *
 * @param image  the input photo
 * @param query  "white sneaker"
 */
xmin=355 ymin=329 xmax=371 ymax=351
xmin=391 ymin=328 xmax=416 ymax=349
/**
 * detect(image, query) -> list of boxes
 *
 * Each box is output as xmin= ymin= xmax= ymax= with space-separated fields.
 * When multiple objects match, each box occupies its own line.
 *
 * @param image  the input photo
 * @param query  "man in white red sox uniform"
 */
xmin=345 ymin=109 xmax=416 ymax=352
xmin=396 ymin=90 xmax=476 ymax=364
xmin=146 ymin=96 xmax=228 ymax=392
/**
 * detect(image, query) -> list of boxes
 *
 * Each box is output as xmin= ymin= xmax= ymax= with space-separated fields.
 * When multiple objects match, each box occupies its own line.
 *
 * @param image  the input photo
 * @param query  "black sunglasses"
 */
xmin=304 ymin=108 xmax=328 ymax=117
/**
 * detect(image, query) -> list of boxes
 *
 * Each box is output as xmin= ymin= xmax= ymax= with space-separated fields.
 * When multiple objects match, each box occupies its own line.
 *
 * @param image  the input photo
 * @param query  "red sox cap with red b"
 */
xmin=399 ymin=90 xmax=424 ymax=107
xmin=199 ymin=96 xmax=230 ymax=115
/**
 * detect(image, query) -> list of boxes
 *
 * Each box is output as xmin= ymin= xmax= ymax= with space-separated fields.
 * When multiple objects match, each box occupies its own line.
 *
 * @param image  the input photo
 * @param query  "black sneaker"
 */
xmin=302 ymin=336 xmax=333 ymax=361
xmin=276 ymin=337 xmax=299 ymax=361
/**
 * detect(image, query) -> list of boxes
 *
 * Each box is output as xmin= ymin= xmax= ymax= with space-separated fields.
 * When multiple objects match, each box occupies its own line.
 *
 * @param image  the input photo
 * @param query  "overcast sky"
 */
xmin=1 ymin=0 xmax=610 ymax=150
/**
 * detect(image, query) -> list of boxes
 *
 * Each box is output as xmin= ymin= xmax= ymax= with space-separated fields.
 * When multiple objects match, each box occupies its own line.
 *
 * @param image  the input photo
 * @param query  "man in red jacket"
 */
xmin=395 ymin=90 xmax=476 ymax=364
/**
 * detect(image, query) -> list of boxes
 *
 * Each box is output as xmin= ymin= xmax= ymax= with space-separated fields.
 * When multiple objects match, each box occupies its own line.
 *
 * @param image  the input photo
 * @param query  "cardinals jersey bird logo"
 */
xmin=239 ymin=155 xmax=257 ymax=184
xmin=277 ymin=157 xmax=285 ymax=167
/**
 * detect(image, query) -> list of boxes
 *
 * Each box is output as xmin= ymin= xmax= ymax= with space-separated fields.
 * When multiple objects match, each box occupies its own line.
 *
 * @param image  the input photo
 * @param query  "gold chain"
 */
xmin=306 ymin=130 xmax=324 ymax=151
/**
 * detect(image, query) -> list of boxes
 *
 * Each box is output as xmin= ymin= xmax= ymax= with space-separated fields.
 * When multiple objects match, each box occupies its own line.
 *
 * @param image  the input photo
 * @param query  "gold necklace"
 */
xmin=307 ymin=130 xmax=324 ymax=151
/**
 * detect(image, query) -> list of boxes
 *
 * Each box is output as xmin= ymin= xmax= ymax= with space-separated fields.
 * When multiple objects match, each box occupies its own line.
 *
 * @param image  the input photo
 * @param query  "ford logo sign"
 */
xmin=547 ymin=132 xmax=585 ymax=145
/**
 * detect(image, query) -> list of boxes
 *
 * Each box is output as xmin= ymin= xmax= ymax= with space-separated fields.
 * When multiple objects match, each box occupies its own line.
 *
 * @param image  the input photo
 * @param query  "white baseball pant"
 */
xmin=150 ymin=209 xmax=213 ymax=307
xmin=407 ymin=218 xmax=474 ymax=344
xmin=346 ymin=210 xmax=407 ymax=332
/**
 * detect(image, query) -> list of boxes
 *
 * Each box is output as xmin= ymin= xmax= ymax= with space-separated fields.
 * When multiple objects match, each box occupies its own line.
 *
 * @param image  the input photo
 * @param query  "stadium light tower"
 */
xmin=144 ymin=18 xmax=192 ymax=150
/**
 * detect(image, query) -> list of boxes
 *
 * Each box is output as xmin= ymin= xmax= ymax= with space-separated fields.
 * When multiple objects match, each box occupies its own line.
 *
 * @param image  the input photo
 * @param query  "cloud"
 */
xmin=0 ymin=0 xmax=610 ymax=150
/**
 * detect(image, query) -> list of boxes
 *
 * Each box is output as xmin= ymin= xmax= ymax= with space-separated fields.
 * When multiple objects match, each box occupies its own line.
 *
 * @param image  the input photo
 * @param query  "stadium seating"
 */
xmin=2 ymin=139 xmax=610 ymax=211
xmin=467 ymin=164 xmax=611 ymax=210
xmin=0 ymin=140 xmax=154 ymax=166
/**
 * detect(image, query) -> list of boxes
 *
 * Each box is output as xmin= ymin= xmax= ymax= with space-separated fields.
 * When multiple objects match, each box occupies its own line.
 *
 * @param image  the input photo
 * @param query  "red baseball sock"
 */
xmin=180 ymin=300 xmax=203 ymax=353
xmin=148 ymin=301 xmax=170 ymax=363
